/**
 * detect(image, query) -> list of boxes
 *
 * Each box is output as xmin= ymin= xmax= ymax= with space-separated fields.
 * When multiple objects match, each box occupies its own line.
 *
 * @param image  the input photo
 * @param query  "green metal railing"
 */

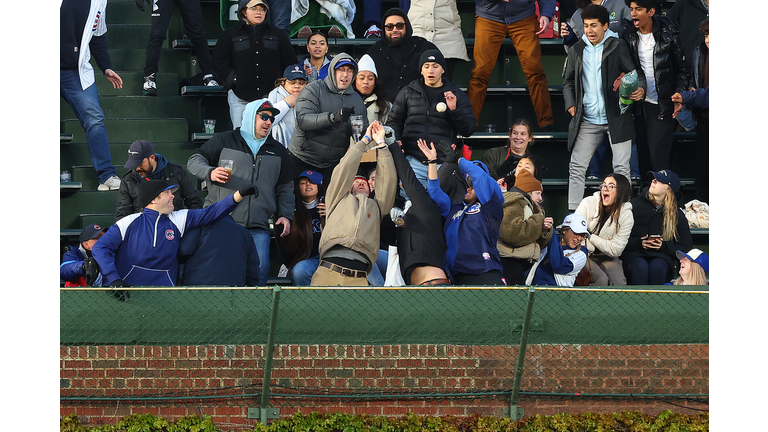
xmin=60 ymin=285 xmax=708 ymax=421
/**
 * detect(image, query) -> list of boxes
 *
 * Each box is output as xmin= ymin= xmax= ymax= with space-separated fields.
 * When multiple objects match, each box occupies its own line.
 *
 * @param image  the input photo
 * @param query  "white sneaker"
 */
xmin=98 ymin=175 xmax=121 ymax=191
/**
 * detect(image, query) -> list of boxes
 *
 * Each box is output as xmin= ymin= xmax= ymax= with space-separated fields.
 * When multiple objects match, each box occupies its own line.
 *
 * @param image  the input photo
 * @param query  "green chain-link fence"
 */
xmin=60 ymin=286 xmax=708 ymax=418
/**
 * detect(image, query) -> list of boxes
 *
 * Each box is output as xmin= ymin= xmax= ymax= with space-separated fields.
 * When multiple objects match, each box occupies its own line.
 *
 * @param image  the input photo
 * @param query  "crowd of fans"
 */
xmin=60 ymin=0 xmax=709 ymax=291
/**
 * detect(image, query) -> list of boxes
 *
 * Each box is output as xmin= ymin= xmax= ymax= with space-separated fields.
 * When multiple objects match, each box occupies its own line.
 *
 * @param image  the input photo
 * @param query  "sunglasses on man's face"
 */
xmin=384 ymin=22 xmax=406 ymax=31
xmin=259 ymin=113 xmax=275 ymax=122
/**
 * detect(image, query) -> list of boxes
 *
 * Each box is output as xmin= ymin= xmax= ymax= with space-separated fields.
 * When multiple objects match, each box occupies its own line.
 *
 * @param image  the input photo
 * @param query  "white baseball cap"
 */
xmin=557 ymin=213 xmax=590 ymax=238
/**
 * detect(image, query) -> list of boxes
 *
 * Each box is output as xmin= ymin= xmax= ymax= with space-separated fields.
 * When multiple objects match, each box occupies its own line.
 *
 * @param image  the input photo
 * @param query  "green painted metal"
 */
xmin=509 ymin=287 xmax=536 ymax=420
xmin=60 ymin=287 xmax=708 ymax=346
xmin=261 ymin=287 xmax=281 ymax=423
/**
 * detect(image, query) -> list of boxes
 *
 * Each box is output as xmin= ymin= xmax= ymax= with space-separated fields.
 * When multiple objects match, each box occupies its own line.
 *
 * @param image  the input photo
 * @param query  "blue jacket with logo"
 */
xmin=92 ymin=195 xmax=239 ymax=286
xmin=428 ymin=158 xmax=504 ymax=280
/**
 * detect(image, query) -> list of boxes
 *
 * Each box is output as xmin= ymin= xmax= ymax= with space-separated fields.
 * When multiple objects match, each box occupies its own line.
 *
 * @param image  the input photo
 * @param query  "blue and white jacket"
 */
xmin=428 ymin=158 xmax=504 ymax=280
xmin=60 ymin=245 xmax=103 ymax=287
xmin=532 ymin=232 xmax=588 ymax=287
xmin=92 ymin=195 xmax=239 ymax=286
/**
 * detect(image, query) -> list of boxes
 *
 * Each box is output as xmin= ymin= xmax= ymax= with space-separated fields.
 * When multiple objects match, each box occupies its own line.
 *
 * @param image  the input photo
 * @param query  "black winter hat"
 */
xmin=138 ymin=179 xmax=179 ymax=209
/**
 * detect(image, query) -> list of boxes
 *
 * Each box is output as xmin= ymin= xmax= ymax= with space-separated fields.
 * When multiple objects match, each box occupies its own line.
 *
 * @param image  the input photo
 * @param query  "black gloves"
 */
xmin=238 ymin=185 xmax=257 ymax=197
xmin=135 ymin=0 xmax=151 ymax=11
xmin=110 ymin=279 xmax=130 ymax=301
xmin=331 ymin=107 xmax=355 ymax=123
xmin=436 ymin=140 xmax=461 ymax=165
xmin=82 ymin=257 xmax=100 ymax=287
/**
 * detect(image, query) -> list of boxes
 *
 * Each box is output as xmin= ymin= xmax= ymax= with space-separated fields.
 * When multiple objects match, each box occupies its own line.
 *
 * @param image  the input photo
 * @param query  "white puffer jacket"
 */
xmin=575 ymin=191 xmax=634 ymax=257
xmin=408 ymin=0 xmax=470 ymax=61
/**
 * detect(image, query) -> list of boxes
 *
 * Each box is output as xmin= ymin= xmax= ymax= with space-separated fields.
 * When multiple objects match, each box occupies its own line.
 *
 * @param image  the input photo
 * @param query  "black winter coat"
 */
xmin=115 ymin=160 xmax=203 ymax=220
xmin=212 ymin=21 xmax=296 ymax=102
xmin=386 ymin=142 xmax=446 ymax=284
xmin=386 ymin=78 xmax=475 ymax=163
xmin=620 ymin=187 xmax=692 ymax=272
xmin=621 ymin=16 xmax=689 ymax=120
xmin=364 ymin=12 xmax=438 ymax=103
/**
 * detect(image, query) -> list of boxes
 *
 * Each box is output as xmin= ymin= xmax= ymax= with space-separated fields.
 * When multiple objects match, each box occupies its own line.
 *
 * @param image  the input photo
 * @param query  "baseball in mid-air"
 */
xmin=436 ymin=102 xmax=447 ymax=112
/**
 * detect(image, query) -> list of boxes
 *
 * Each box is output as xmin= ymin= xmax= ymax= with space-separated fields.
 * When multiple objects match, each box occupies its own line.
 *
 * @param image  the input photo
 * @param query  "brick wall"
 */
xmin=60 ymin=343 xmax=708 ymax=429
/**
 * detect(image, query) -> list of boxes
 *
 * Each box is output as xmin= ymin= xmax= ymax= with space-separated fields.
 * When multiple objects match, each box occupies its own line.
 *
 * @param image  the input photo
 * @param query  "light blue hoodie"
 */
xmin=581 ymin=29 xmax=618 ymax=125
xmin=239 ymin=98 xmax=276 ymax=156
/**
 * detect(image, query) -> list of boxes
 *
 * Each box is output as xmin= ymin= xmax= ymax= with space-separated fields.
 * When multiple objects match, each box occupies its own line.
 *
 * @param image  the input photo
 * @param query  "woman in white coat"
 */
xmin=574 ymin=172 xmax=634 ymax=285
xmin=407 ymin=0 xmax=470 ymax=81
xmin=267 ymin=64 xmax=308 ymax=148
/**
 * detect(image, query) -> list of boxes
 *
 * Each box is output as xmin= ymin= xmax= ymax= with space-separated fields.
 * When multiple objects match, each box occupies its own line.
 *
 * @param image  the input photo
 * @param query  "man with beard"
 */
xmin=188 ymin=99 xmax=294 ymax=285
xmin=364 ymin=7 xmax=438 ymax=102
xmin=115 ymin=140 xmax=203 ymax=220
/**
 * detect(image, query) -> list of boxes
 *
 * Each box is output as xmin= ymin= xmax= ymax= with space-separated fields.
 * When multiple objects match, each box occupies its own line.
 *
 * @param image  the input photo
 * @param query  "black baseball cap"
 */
xmin=124 ymin=140 xmax=155 ymax=169
xmin=138 ymin=179 xmax=179 ymax=208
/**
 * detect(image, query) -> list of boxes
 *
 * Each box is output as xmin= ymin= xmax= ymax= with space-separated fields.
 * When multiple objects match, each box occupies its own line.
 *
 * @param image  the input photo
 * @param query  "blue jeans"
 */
xmin=403 ymin=155 xmax=439 ymax=200
xmin=366 ymin=249 xmax=389 ymax=286
xmin=249 ymin=228 xmax=272 ymax=285
xmin=228 ymin=89 xmax=250 ymax=129
xmin=60 ymin=69 xmax=116 ymax=183
xmin=291 ymin=256 xmax=319 ymax=286
xmin=269 ymin=0 xmax=291 ymax=37
xmin=624 ymin=256 xmax=670 ymax=285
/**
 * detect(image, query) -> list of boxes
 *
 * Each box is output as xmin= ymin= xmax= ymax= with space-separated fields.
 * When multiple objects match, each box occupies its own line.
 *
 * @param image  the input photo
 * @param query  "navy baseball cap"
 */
xmin=124 ymin=140 xmax=155 ymax=169
xmin=298 ymin=170 xmax=323 ymax=185
xmin=648 ymin=170 xmax=681 ymax=193
xmin=79 ymin=224 xmax=107 ymax=243
xmin=334 ymin=59 xmax=356 ymax=70
xmin=284 ymin=64 xmax=307 ymax=81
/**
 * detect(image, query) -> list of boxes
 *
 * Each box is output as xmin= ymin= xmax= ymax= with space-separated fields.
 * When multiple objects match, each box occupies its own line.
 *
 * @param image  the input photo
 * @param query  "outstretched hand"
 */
xmin=104 ymin=69 xmax=123 ymax=89
xmin=417 ymin=138 xmax=437 ymax=161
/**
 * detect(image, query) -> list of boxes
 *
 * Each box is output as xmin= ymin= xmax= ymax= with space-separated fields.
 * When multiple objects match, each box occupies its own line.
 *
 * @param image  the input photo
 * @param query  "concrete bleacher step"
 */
xmin=92 ymin=71 xmax=180 ymax=97
xmin=61 ymin=190 xmax=119 ymax=229
xmin=60 ymin=118 xmax=189 ymax=145
xmin=105 ymin=23 xmax=152 ymax=49
xmin=80 ymin=213 xmax=118 ymax=229
xmin=61 ymin=139 xmax=201 ymax=173
xmin=61 ymin=95 xmax=200 ymax=122
xmin=103 ymin=48 xmax=196 ymax=75
xmin=103 ymin=0 xmax=153 ymax=25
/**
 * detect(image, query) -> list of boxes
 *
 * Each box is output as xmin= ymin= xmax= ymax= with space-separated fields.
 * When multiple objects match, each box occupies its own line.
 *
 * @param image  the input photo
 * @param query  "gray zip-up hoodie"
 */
xmin=287 ymin=53 xmax=368 ymax=170
xmin=187 ymin=106 xmax=294 ymax=230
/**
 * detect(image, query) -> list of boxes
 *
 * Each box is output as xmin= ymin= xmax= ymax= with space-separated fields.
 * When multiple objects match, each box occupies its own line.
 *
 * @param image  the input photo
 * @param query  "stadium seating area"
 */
xmin=59 ymin=0 xmax=707 ymax=279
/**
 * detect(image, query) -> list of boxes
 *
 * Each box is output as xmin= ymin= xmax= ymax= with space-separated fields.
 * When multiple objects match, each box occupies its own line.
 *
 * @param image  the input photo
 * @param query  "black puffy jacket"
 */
xmin=621 ymin=16 xmax=690 ymax=119
xmin=620 ymin=187 xmax=692 ymax=272
xmin=386 ymin=78 xmax=475 ymax=163
xmin=115 ymin=158 xmax=203 ymax=220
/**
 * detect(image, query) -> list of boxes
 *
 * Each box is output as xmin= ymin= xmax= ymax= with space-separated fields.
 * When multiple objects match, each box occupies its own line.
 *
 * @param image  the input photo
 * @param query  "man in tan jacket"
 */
xmin=310 ymin=121 xmax=397 ymax=286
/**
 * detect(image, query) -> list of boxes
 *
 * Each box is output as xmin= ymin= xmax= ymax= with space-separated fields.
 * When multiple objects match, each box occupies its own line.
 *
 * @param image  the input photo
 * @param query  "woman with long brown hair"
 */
xmin=620 ymin=170 xmax=692 ymax=285
xmin=574 ymin=173 xmax=634 ymax=285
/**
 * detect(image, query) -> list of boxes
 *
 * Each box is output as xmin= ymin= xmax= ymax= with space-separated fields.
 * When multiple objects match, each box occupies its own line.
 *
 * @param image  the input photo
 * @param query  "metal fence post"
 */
xmin=260 ymin=286 xmax=281 ymax=424
xmin=509 ymin=286 xmax=536 ymax=421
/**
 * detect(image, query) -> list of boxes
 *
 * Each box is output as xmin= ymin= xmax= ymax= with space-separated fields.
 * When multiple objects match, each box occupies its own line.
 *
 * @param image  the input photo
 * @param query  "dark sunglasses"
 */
xmin=384 ymin=22 xmax=406 ymax=31
xmin=259 ymin=113 xmax=275 ymax=122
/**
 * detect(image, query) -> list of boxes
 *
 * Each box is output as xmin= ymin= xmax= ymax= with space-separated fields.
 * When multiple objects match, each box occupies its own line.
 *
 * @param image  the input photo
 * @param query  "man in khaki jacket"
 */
xmin=310 ymin=121 xmax=396 ymax=286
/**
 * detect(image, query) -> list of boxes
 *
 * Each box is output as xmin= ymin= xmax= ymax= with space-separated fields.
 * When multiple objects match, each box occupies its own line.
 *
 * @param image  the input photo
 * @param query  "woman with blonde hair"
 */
xmin=672 ymin=248 xmax=708 ymax=286
xmin=620 ymin=170 xmax=692 ymax=285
